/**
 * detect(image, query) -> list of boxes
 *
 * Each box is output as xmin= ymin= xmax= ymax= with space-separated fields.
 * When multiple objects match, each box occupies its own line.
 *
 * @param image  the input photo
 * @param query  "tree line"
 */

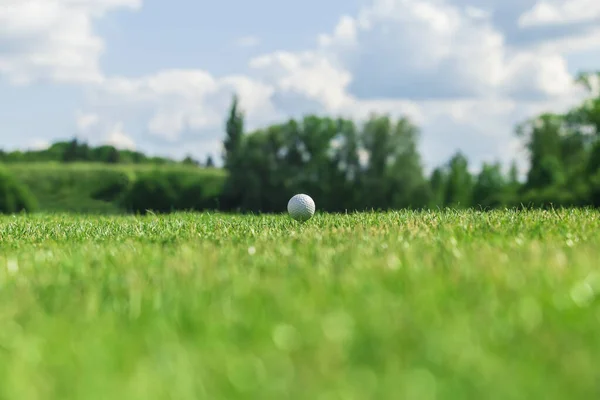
xmin=0 ymin=140 xmax=215 ymax=167
xmin=220 ymin=72 xmax=600 ymax=212
xmin=1 ymin=71 xmax=600 ymax=214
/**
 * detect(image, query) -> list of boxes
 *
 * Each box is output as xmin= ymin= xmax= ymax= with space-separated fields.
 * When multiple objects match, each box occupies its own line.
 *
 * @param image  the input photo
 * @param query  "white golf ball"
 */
xmin=287 ymin=194 xmax=315 ymax=222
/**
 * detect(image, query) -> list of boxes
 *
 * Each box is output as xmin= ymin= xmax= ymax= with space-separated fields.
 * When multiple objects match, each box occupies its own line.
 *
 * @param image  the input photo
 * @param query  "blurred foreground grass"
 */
xmin=0 ymin=209 xmax=599 ymax=399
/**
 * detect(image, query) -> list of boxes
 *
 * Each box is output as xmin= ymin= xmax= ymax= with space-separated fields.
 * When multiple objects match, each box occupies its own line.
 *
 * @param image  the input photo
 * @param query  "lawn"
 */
xmin=0 ymin=209 xmax=598 ymax=399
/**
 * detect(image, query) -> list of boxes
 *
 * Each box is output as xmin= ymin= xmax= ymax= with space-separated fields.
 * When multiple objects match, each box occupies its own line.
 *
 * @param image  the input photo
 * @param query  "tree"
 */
xmin=517 ymin=113 xmax=565 ymax=189
xmin=205 ymin=155 xmax=214 ymax=167
xmin=223 ymin=94 xmax=244 ymax=170
xmin=107 ymin=147 xmax=120 ymax=164
xmin=382 ymin=117 xmax=430 ymax=209
xmin=0 ymin=168 xmax=37 ymax=214
xmin=444 ymin=152 xmax=473 ymax=208
xmin=220 ymin=95 xmax=247 ymax=209
xmin=571 ymin=70 xmax=600 ymax=134
xmin=361 ymin=114 xmax=392 ymax=209
xmin=429 ymin=168 xmax=446 ymax=208
xmin=472 ymin=162 xmax=507 ymax=209
xmin=360 ymin=114 xmax=429 ymax=209
xmin=62 ymin=138 xmax=79 ymax=162
xmin=182 ymin=155 xmax=200 ymax=166
xmin=329 ymin=118 xmax=363 ymax=211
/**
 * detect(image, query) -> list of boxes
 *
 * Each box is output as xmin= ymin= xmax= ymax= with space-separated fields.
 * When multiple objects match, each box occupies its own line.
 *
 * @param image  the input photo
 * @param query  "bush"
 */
xmin=122 ymin=172 xmax=177 ymax=214
xmin=122 ymin=170 xmax=223 ymax=214
xmin=0 ymin=168 xmax=37 ymax=214
xmin=7 ymin=163 xmax=227 ymax=214
xmin=169 ymin=171 xmax=221 ymax=211
xmin=91 ymin=171 xmax=133 ymax=202
xmin=520 ymin=186 xmax=576 ymax=209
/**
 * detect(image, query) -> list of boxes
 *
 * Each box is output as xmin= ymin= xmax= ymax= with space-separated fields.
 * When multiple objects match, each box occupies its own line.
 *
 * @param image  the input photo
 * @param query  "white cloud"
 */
xmin=27 ymin=138 xmax=50 ymax=151
xmin=519 ymin=0 xmax=600 ymax=27
xmin=2 ymin=0 xmax=599 ymax=170
xmin=80 ymin=69 xmax=276 ymax=143
xmin=235 ymin=35 xmax=260 ymax=47
xmin=76 ymin=0 xmax=591 ymax=166
xmin=106 ymin=122 xmax=135 ymax=150
xmin=0 ymin=0 xmax=141 ymax=85
xmin=312 ymin=0 xmax=579 ymax=101
xmin=76 ymin=111 xmax=99 ymax=130
xmin=543 ymin=35 xmax=600 ymax=58
xmin=249 ymin=51 xmax=352 ymax=113
xmin=464 ymin=6 xmax=489 ymax=20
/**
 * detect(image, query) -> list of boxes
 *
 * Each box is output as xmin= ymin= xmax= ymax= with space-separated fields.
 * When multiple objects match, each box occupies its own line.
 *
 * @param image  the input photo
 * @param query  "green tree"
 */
xmin=517 ymin=113 xmax=565 ymax=189
xmin=329 ymin=118 xmax=363 ymax=211
xmin=444 ymin=152 xmax=473 ymax=208
xmin=223 ymin=94 xmax=244 ymax=169
xmin=221 ymin=95 xmax=246 ymax=209
xmin=472 ymin=162 xmax=507 ymax=209
xmin=359 ymin=114 xmax=428 ymax=209
xmin=570 ymin=71 xmax=600 ymax=134
xmin=123 ymin=173 xmax=177 ymax=214
xmin=0 ymin=168 xmax=37 ymax=214
xmin=182 ymin=155 xmax=199 ymax=166
xmin=361 ymin=114 xmax=392 ymax=209
xmin=429 ymin=167 xmax=446 ymax=208
xmin=107 ymin=147 xmax=120 ymax=164
xmin=62 ymin=138 xmax=79 ymax=162
xmin=505 ymin=160 xmax=521 ymax=206
xmin=385 ymin=117 xmax=430 ymax=209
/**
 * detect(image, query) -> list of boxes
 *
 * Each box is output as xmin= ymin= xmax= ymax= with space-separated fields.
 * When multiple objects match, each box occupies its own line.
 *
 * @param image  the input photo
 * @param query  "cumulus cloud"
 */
xmin=80 ymin=69 xmax=277 ymax=143
xmin=313 ymin=0 xmax=578 ymax=100
xmin=26 ymin=138 xmax=51 ymax=151
xmin=75 ymin=109 xmax=135 ymax=150
xmin=76 ymin=0 xmax=591 ymax=166
xmin=76 ymin=111 xmax=99 ymax=131
xmin=249 ymin=51 xmax=352 ymax=113
xmin=0 ymin=0 xmax=141 ymax=85
xmin=519 ymin=0 xmax=600 ymax=27
xmin=2 ymin=0 xmax=598 ymax=169
xmin=107 ymin=129 xmax=135 ymax=150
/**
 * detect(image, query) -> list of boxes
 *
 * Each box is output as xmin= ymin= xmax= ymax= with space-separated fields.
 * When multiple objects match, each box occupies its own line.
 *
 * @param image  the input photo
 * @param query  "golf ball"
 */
xmin=287 ymin=194 xmax=315 ymax=221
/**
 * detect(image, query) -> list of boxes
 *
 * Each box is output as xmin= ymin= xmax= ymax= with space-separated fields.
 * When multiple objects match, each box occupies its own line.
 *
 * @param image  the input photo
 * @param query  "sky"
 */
xmin=1 ymin=0 xmax=600 ymax=174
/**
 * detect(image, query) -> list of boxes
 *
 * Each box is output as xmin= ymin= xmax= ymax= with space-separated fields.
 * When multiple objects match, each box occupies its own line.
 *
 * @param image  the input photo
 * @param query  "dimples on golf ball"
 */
xmin=287 ymin=194 xmax=315 ymax=221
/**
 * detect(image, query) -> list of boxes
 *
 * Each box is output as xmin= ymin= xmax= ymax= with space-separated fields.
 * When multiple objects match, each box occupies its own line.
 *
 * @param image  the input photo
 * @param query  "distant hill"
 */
xmin=0 ymin=138 xmax=215 ymax=167
xmin=7 ymin=162 xmax=226 ymax=214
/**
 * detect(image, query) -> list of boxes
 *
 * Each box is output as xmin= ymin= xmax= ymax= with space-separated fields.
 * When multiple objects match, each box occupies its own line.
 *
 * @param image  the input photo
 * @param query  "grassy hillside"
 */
xmin=0 ymin=210 xmax=598 ymax=399
xmin=7 ymin=162 xmax=227 ymax=213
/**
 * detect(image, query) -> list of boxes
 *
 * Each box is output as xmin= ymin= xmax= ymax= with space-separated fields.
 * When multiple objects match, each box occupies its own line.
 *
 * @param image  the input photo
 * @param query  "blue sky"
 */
xmin=1 ymin=0 xmax=599 ymax=173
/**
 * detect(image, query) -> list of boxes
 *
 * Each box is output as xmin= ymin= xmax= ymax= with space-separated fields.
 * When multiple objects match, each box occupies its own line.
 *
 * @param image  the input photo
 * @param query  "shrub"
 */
xmin=520 ymin=186 xmax=575 ymax=209
xmin=0 ymin=168 xmax=37 ymax=214
xmin=122 ymin=170 xmax=223 ymax=214
xmin=8 ymin=163 xmax=227 ymax=214
xmin=91 ymin=171 xmax=133 ymax=202
xmin=122 ymin=172 xmax=177 ymax=214
xmin=169 ymin=171 xmax=220 ymax=211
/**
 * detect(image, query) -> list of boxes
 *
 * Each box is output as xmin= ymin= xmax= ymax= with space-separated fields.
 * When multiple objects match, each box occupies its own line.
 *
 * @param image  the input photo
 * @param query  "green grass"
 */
xmin=7 ymin=162 xmax=226 ymax=214
xmin=0 ymin=209 xmax=599 ymax=399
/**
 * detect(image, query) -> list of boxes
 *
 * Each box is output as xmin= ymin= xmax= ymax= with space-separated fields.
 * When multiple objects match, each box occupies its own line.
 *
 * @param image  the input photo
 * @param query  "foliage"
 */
xmin=472 ymin=162 xmax=508 ymax=209
xmin=122 ymin=170 xmax=223 ymax=214
xmin=7 ymin=163 xmax=225 ymax=214
xmin=0 ymin=138 xmax=190 ymax=165
xmin=225 ymin=114 xmax=430 ymax=213
xmin=4 ymin=70 xmax=600 ymax=213
xmin=0 ymin=167 xmax=37 ymax=214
